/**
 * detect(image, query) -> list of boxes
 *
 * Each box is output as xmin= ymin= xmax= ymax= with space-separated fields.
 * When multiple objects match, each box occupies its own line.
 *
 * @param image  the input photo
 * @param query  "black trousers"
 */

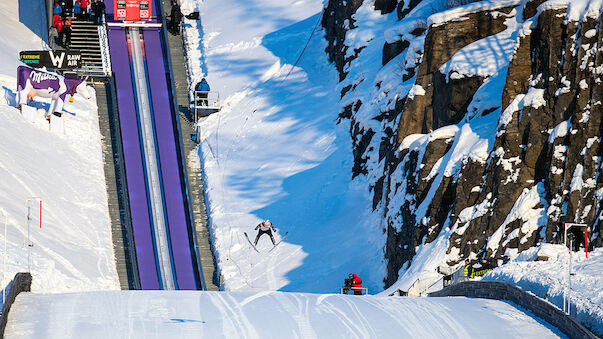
xmin=196 ymin=92 xmax=208 ymax=106
xmin=169 ymin=19 xmax=181 ymax=34
xmin=254 ymin=229 xmax=275 ymax=246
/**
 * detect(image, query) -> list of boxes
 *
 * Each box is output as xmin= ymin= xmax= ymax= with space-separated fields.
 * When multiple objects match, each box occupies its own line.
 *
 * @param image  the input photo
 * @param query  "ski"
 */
xmin=243 ymin=232 xmax=260 ymax=253
xmin=269 ymin=232 xmax=289 ymax=252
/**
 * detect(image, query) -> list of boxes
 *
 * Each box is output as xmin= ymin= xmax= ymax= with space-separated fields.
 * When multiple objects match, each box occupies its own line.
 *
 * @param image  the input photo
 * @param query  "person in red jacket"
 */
xmin=343 ymin=273 xmax=363 ymax=295
xmin=54 ymin=17 xmax=65 ymax=47
xmin=350 ymin=273 xmax=363 ymax=295
xmin=80 ymin=0 xmax=90 ymax=20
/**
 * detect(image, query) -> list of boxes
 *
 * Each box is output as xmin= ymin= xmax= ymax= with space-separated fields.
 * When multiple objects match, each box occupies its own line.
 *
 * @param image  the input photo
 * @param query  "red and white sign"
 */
xmin=114 ymin=0 xmax=152 ymax=21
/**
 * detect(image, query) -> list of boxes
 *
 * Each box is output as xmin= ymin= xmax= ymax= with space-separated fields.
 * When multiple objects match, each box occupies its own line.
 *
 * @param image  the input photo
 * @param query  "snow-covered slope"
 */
xmin=484 ymin=245 xmax=603 ymax=334
xmin=5 ymin=291 xmax=564 ymax=338
xmin=0 ymin=1 xmax=119 ymax=293
xmin=181 ymin=0 xmax=386 ymax=293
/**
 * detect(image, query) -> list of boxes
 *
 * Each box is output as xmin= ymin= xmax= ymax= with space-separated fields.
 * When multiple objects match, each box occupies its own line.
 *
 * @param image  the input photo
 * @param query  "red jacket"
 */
xmin=81 ymin=0 xmax=89 ymax=8
xmin=351 ymin=274 xmax=362 ymax=291
xmin=55 ymin=20 xmax=64 ymax=33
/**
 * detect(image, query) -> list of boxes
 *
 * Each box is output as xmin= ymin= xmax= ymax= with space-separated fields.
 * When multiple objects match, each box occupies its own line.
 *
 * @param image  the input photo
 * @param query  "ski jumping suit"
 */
xmin=351 ymin=274 xmax=363 ymax=295
xmin=254 ymin=221 xmax=276 ymax=246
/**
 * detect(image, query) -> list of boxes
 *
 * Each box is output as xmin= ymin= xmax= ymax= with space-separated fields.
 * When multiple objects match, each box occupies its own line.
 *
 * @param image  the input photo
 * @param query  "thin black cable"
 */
xmin=284 ymin=12 xmax=324 ymax=80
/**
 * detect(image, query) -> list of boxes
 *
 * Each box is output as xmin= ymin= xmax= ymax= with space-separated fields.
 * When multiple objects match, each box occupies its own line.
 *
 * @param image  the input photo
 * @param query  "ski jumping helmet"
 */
xmin=265 ymin=219 xmax=271 ymax=226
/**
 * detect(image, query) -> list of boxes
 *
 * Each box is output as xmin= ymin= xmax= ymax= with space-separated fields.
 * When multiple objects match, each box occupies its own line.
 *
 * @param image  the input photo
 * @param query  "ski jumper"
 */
xmin=254 ymin=221 xmax=276 ymax=246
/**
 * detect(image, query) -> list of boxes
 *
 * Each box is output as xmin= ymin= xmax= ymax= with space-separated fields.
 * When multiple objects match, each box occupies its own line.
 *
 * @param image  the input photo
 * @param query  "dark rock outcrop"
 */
xmin=397 ymin=6 xmax=513 ymax=143
xmin=322 ymin=0 xmax=365 ymax=80
xmin=323 ymin=0 xmax=602 ymax=291
xmin=375 ymin=0 xmax=398 ymax=14
xmin=382 ymin=39 xmax=409 ymax=65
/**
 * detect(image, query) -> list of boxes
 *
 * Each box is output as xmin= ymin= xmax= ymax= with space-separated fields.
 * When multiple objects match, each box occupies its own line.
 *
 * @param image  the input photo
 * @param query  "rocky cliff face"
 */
xmin=323 ymin=0 xmax=602 ymax=288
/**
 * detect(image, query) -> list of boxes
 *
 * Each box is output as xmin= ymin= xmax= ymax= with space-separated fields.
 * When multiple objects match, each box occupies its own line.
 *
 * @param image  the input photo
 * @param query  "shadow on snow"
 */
xmin=216 ymin=13 xmax=384 ymax=293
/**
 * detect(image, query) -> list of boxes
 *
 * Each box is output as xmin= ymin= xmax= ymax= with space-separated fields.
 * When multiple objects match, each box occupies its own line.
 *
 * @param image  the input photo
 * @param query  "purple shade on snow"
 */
xmin=143 ymin=27 xmax=197 ymax=290
xmin=108 ymin=27 xmax=161 ymax=290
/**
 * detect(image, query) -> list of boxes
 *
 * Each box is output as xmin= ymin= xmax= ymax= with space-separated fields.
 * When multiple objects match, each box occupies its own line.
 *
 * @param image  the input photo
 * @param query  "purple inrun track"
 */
xmin=106 ymin=2 xmax=199 ymax=289
xmin=108 ymin=27 xmax=160 ymax=290
xmin=104 ymin=0 xmax=114 ymax=18
xmin=144 ymin=27 xmax=197 ymax=290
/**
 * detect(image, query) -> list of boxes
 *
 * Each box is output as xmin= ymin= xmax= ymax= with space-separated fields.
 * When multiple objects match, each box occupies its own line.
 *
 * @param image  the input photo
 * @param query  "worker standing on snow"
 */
xmin=463 ymin=259 xmax=473 ymax=279
xmin=343 ymin=273 xmax=363 ymax=295
xmin=350 ymin=273 xmax=363 ymax=295
xmin=254 ymin=219 xmax=276 ymax=246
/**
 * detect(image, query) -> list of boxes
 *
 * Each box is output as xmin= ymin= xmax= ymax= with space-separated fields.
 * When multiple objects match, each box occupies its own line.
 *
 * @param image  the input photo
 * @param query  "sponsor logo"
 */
xmin=30 ymin=71 xmax=58 ymax=84
xmin=20 ymin=50 xmax=81 ymax=70
xmin=48 ymin=51 xmax=65 ymax=68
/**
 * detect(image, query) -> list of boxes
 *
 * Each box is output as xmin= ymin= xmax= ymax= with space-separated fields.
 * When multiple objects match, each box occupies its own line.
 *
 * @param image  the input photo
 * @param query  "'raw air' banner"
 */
xmin=19 ymin=50 xmax=82 ymax=70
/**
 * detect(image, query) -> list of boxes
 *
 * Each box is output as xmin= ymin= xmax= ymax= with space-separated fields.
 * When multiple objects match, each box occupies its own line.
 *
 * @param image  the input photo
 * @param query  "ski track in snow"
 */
xmin=3 ymin=291 xmax=563 ymax=337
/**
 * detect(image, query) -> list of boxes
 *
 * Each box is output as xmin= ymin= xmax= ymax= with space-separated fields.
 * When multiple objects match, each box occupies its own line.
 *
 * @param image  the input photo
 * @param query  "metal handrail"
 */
xmin=340 ymin=287 xmax=369 ymax=295
xmin=192 ymin=90 xmax=221 ymax=122
xmin=97 ymin=18 xmax=112 ymax=75
xmin=193 ymin=91 xmax=220 ymax=107
xmin=390 ymin=266 xmax=465 ymax=297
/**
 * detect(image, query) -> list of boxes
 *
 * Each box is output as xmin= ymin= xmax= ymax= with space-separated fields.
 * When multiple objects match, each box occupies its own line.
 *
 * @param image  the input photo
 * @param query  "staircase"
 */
xmin=68 ymin=20 xmax=107 ymax=77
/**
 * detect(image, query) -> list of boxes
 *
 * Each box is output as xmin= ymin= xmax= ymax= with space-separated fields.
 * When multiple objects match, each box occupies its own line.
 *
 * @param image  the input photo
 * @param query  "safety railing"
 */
xmin=192 ymin=91 xmax=221 ymax=120
xmin=98 ymin=17 xmax=112 ymax=76
xmin=340 ymin=287 xmax=369 ymax=295
xmin=389 ymin=266 xmax=465 ymax=297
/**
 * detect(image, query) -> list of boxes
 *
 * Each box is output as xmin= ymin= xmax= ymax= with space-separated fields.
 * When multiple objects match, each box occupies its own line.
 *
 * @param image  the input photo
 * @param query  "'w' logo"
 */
xmin=48 ymin=51 xmax=65 ymax=68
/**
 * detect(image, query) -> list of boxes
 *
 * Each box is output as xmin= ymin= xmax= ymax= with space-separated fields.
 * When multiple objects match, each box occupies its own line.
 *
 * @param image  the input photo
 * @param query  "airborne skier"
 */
xmin=243 ymin=219 xmax=288 ymax=252
xmin=254 ymin=219 xmax=276 ymax=246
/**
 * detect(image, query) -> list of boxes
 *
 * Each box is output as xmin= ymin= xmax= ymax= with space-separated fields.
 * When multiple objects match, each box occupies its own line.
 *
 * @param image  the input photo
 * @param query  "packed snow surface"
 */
xmin=0 ymin=0 xmax=119 ymax=293
xmin=181 ymin=0 xmax=385 ymax=293
xmin=4 ymin=291 xmax=565 ymax=338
